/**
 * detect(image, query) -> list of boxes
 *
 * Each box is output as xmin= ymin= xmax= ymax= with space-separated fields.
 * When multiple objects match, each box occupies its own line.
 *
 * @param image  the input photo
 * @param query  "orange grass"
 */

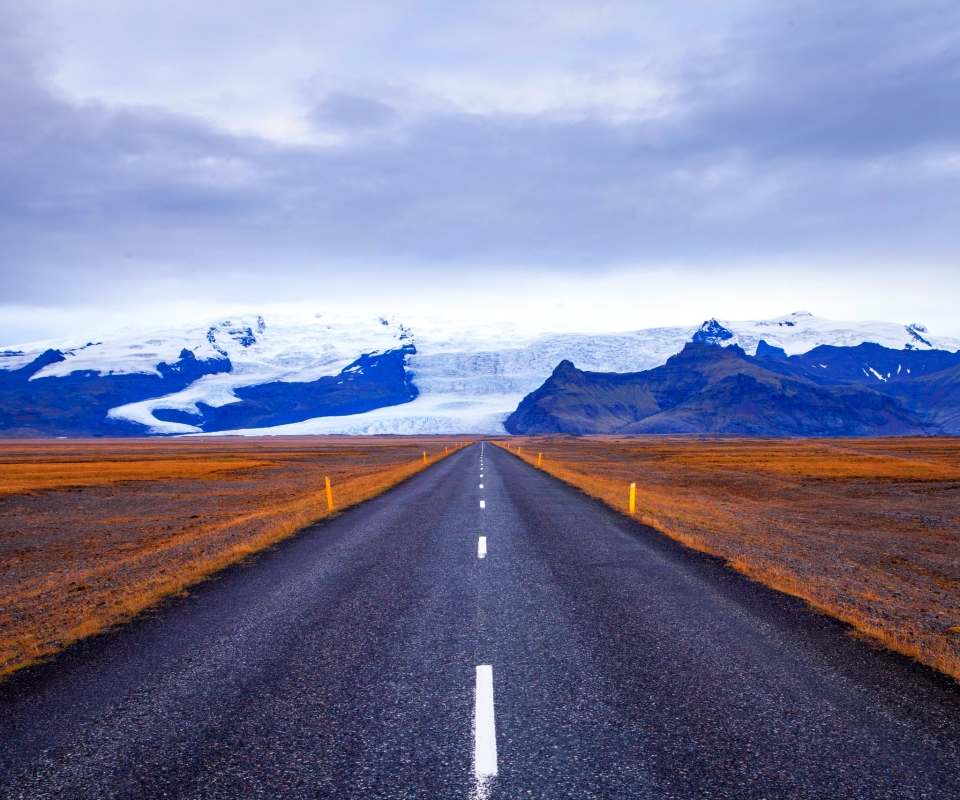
xmin=498 ymin=437 xmax=960 ymax=681
xmin=0 ymin=437 xmax=472 ymax=678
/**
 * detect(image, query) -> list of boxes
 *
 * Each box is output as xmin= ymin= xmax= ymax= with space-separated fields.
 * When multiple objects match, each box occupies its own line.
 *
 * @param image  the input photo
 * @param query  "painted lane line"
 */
xmin=479 ymin=484 xmax=484 ymax=489
xmin=480 ymin=500 xmax=485 ymax=509
xmin=474 ymin=665 xmax=498 ymax=777
xmin=478 ymin=536 xmax=487 ymax=558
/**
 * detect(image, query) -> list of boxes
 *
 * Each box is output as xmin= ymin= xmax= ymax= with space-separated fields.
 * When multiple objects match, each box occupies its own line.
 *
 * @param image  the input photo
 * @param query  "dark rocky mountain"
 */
xmin=505 ymin=342 xmax=953 ymax=437
xmin=755 ymin=341 xmax=960 ymax=387
xmin=886 ymin=363 xmax=960 ymax=434
xmin=0 ymin=349 xmax=231 ymax=437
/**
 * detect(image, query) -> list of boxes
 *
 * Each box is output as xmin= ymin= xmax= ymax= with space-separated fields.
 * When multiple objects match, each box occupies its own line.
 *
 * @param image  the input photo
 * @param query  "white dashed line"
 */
xmin=480 ymin=500 xmax=485 ymax=509
xmin=478 ymin=536 xmax=487 ymax=558
xmin=474 ymin=665 xmax=498 ymax=777
xmin=479 ymin=484 xmax=484 ymax=489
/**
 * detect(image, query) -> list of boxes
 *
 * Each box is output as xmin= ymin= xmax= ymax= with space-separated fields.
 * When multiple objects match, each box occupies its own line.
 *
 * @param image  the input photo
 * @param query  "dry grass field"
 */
xmin=0 ymin=437 xmax=470 ymax=678
xmin=498 ymin=437 xmax=960 ymax=681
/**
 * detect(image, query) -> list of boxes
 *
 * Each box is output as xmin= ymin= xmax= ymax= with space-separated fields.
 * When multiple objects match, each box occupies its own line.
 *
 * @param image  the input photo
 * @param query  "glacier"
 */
xmin=2 ymin=311 xmax=958 ymax=436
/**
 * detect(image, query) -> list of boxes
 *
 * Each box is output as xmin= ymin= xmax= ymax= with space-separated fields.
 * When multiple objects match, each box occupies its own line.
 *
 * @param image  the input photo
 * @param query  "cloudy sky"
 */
xmin=2 ymin=0 xmax=959 ymax=343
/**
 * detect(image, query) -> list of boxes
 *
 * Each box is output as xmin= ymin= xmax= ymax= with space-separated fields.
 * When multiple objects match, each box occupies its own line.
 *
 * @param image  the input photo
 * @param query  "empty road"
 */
xmin=1 ymin=442 xmax=959 ymax=798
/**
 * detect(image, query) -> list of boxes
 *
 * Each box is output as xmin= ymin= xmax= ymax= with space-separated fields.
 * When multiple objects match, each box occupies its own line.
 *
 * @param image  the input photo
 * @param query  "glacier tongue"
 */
xmin=3 ymin=311 xmax=958 ymax=436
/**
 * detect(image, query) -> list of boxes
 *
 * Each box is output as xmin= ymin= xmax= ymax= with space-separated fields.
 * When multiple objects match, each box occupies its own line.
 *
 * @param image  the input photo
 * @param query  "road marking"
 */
xmin=474 ymin=665 xmax=498 ymax=777
xmin=478 ymin=536 xmax=487 ymax=558
xmin=479 ymin=484 xmax=484 ymax=488
xmin=480 ymin=500 xmax=485 ymax=509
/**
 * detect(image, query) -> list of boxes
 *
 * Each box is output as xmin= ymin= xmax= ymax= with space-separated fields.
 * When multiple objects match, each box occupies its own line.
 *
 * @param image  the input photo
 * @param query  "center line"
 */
xmin=480 ymin=500 xmax=485 ymax=509
xmin=474 ymin=665 xmax=498 ymax=778
xmin=479 ymin=483 xmax=484 ymax=488
xmin=478 ymin=536 xmax=487 ymax=558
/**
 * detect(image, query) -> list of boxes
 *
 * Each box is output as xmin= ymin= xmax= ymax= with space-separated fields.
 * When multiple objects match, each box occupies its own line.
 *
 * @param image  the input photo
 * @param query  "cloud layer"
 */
xmin=1 ymin=1 xmax=959 ymax=331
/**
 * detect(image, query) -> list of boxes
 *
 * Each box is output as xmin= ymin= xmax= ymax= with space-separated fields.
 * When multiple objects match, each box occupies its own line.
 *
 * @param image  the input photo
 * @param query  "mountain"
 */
xmin=753 ymin=341 xmax=960 ymax=434
xmin=754 ymin=341 xmax=960 ymax=386
xmin=885 ymin=364 xmax=960 ymax=434
xmin=504 ymin=342 xmax=949 ymax=437
xmin=0 ymin=315 xmax=417 ymax=437
xmin=0 ymin=348 xmax=230 ymax=437
xmin=1 ymin=312 xmax=958 ymax=437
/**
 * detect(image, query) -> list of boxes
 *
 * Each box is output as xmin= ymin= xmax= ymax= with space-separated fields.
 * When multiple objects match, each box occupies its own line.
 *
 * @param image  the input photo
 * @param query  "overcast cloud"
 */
xmin=2 ymin=1 xmax=959 ymax=342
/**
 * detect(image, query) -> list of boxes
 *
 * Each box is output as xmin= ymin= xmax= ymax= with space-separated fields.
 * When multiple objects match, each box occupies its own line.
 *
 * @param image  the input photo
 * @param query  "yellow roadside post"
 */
xmin=325 ymin=476 xmax=334 ymax=510
xmin=445 ymin=446 xmax=449 ymax=455
xmin=423 ymin=451 xmax=427 ymax=465
xmin=629 ymin=482 xmax=636 ymax=514
xmin=537 ymin=453 xmax=542 ymax=467
xmin=517 ymin=446 xmax=522 ymax=455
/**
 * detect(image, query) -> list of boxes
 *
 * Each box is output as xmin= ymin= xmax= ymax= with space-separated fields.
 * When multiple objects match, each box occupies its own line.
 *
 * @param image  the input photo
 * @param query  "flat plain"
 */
xmin=2 ymin=442 xmax=958 ymax=798
xmin=500 ymin=436 xmax=960 ymax=681
xmin=0 ymin=436 xmax=468 ymax=678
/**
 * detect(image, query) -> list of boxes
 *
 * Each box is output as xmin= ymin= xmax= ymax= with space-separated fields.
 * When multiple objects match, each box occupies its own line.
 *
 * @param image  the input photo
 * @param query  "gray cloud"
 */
xmin=311 ymin=92 xmax=398 ymax=132
xmin=1 ymin=0 xmax=959 ymax=308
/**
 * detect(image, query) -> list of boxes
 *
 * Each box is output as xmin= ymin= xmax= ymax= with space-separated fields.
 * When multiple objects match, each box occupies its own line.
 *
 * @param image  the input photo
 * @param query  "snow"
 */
xmin=3 ymin=310 xmax=959 ymax=436
xmin=191 ymin=393 xmax=524 ymax=437
xmin=715 ymin=311 xmax=959 ymax=355
xmin=103 ymin=314 xmax=412 ymax=434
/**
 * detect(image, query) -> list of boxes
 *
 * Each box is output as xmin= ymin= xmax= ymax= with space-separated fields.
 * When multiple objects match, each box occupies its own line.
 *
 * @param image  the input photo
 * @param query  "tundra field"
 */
xmin=3 ymin=437 xmax=960 ymax=685
xmin=0 ymin=437 xmax=469 ymax=678
xmin=498 ymin=436 xmax=960 ymax=681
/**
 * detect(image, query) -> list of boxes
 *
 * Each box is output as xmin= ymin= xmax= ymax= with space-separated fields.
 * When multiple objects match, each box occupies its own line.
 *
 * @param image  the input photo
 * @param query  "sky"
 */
xmin=2 ymin=0 xmax=959 ymax=344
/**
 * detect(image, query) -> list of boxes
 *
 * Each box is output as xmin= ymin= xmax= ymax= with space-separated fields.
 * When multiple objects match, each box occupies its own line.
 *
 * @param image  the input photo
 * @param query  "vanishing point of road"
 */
xmin=1 ymin=443 xmax=959 ymax=798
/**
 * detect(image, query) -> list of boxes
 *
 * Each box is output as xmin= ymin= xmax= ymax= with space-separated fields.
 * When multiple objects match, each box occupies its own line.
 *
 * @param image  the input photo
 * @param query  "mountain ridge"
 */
xmin=2 ymin=312 xmax=958 ymax=436
xmin=504 ymin=342 xmax=957 ymax=437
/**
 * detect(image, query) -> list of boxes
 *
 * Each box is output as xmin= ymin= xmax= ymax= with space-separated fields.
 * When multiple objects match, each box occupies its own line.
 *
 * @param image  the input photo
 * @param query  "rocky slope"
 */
xmin=505 ymin=342 xmax=957 ymax=437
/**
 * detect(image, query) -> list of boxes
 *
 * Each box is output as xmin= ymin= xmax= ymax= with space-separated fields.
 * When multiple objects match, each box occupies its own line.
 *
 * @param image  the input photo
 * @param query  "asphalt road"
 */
xmin=2 ymin=442 xmax=959 ymax=799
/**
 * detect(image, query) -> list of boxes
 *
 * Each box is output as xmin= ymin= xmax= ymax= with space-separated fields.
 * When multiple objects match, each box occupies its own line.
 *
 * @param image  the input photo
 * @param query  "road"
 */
xmin=1 ymin=442 xmax=959 ymax=798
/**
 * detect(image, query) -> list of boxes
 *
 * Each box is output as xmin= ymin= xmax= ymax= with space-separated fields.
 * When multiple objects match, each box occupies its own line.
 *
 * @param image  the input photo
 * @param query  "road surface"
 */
xmin=1 ymin=442 xmax=959 ymax=798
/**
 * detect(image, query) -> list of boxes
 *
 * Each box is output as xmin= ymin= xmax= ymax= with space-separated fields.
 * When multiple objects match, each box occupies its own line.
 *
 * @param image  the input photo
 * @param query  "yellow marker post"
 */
xmin=629 ymin=482 xmax=636 ymax=515
xmin=517 ymin=446 xmax=522 ymax=455
xmin=537 ymin=453 xmax=542 ymax=467
xmin=445 ymin=446 xmax=449 ymax=455
xmin=325 ymin=476 xmax=334 ymax=510
xmin=423 ymin=451 xmax=427 ymax=465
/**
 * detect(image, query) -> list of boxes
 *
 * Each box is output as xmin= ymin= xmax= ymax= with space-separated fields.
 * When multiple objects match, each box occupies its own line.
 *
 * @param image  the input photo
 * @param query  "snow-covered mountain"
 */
xmin=2 ymin=311 xmax=957 ymax=436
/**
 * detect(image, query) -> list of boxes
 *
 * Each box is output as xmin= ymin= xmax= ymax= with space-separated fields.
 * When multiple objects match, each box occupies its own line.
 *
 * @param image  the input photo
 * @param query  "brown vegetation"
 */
xmin=0 ymin=437 xmax=471 ymax=678
xmin=498 ymin=437 xmax=960 ymax=681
